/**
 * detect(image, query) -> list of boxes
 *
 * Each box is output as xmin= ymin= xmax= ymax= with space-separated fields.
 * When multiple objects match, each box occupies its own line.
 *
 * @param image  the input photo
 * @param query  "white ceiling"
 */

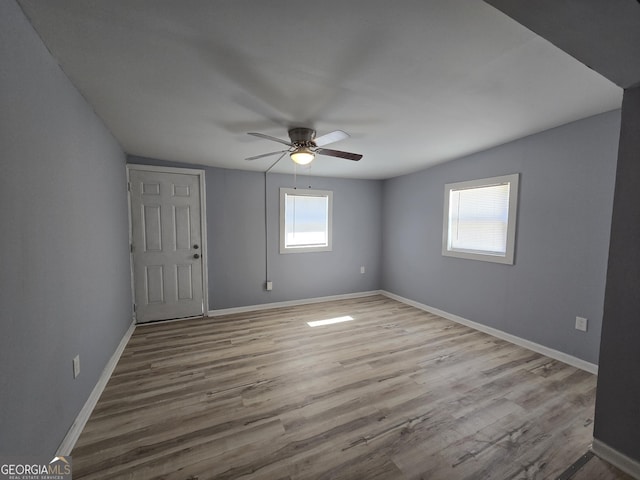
xmin=18 ymin=0 xmax=622 ymax=179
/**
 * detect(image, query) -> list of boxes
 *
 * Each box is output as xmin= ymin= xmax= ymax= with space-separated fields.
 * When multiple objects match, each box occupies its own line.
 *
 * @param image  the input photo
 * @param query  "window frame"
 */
xmin=279 ymin=187 xmax=333 ymax=254
xmin=442 ymin=173 xmax=519 ymax=265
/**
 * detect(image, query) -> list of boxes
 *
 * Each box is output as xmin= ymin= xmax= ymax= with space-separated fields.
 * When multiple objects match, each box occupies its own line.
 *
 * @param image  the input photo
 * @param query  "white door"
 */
xmin=129 ymin=168 xmax=206 ymax=323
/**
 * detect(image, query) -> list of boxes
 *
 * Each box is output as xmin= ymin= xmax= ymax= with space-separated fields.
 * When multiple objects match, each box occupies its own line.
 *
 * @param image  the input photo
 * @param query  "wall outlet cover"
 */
xmin=575 ymin=317 xmax=588 ymax=332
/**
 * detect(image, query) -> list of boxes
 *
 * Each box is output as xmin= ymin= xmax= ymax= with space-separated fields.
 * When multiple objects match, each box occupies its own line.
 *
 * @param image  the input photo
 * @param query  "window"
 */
xmin=442 ymin=173 xmax=519 ymax=264
xmin=280 ymin=188 xmax=333 ymax=253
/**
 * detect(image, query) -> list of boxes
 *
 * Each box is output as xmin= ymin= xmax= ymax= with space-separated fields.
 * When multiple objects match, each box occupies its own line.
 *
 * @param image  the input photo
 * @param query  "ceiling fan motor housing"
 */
xmin=288 ymin=127 xmax=316 ymax=147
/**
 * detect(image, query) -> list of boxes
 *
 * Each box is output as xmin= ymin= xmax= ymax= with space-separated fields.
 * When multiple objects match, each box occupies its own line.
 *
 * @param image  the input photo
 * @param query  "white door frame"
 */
xmin=126 ymin=164 xmax=209 ymax=322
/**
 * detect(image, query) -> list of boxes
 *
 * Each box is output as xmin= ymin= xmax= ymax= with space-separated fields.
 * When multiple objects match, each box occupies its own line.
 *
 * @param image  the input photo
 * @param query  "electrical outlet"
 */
xmin=575 ymin=317 xmax=588 ymax=332
xmin=360 ymin=266 xmax=365 ymax=274
xmin=73 ymin=355 xmax=80 ymax=378
xmin=266 ymin=281 xmax=273 ymax=291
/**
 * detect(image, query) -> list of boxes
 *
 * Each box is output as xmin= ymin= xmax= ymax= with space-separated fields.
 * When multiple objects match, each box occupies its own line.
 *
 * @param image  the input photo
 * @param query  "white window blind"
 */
xmin=442 ymin=174 xmax=519 ymax=264
xmin=448 ymin=183 xmax=510 ymax=255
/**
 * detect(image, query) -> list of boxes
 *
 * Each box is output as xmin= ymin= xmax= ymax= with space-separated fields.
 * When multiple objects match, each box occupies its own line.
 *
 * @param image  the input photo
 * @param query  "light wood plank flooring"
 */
xmin=72 ymin=295 xmax=617 ymax=479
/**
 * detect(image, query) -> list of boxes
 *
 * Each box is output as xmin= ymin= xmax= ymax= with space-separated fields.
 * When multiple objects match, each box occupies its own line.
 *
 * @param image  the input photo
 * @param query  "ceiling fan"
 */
xmin=246 ymin=127 xmax=362 ymax=166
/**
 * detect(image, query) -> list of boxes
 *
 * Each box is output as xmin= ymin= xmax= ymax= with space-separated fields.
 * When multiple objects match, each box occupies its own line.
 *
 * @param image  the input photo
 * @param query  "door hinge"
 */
xmin=130 ymin=243 xmax=134 ymax=253
xmin=133 ymin=303 xmax=136 ymax=312
xmin=127 ymin=182 xmax=131 ymax=192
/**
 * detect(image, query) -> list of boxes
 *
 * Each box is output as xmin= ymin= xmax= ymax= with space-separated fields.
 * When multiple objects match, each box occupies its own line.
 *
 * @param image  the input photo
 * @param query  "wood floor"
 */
xmin=568 ymin=453 xmax=634 ymax=480
xmin=71 ymin=295 xmax=619 ymax=479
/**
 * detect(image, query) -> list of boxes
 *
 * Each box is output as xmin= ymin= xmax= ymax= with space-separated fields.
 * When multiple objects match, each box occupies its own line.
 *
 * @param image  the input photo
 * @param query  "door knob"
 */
xmin=193 ymin=253 xmax=200 ymax=259
xmin=193 ymin=244 xmax=199 ymax=249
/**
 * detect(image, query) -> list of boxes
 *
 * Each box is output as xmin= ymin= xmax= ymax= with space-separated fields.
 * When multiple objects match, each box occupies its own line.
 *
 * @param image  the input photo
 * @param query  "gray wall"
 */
xmin=594 ymin=86 xmax=640 ymax=462
xmin=263 ymin=173 xmax=382 ymax=306
xmin=0 ymin=0 xmax=132 ymax=456
xmin=128 ymin=157 xmax=383 ymax=309
xmin=382 ymin=111 xmax=621 ymax=364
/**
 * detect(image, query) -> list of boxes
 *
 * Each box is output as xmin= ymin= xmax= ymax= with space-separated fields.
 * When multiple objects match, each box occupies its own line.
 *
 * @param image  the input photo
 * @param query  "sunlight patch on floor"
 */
xmin=307 ymin=315 xmax=354 ymax=327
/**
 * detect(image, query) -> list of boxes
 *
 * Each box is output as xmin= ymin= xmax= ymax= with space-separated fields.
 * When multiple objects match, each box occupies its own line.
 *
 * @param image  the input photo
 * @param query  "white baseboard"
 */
xmin=209 ymin=290 xmax=382 ymax=317
xmin=56 ymin=319 xmax=136 ymax=456
xmin=381 ymin=290 xmax=598 ymax=375
xmin=592 ymin=438 xmax=640 ymax=479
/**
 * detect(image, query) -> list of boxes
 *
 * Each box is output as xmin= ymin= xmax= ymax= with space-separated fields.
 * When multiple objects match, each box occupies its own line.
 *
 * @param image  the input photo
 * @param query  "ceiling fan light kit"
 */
xmin=290 ymin=146 xmax=315 ymax=165
xmin=246 ymin=127 xmax=362 ymax=168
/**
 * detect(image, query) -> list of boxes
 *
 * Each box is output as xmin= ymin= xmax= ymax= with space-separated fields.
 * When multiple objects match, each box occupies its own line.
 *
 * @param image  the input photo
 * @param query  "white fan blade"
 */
xmin=245 ymin=150 xmax=288 ymax=161
xmin=314 ymin=130 xmax=349 ymax=147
